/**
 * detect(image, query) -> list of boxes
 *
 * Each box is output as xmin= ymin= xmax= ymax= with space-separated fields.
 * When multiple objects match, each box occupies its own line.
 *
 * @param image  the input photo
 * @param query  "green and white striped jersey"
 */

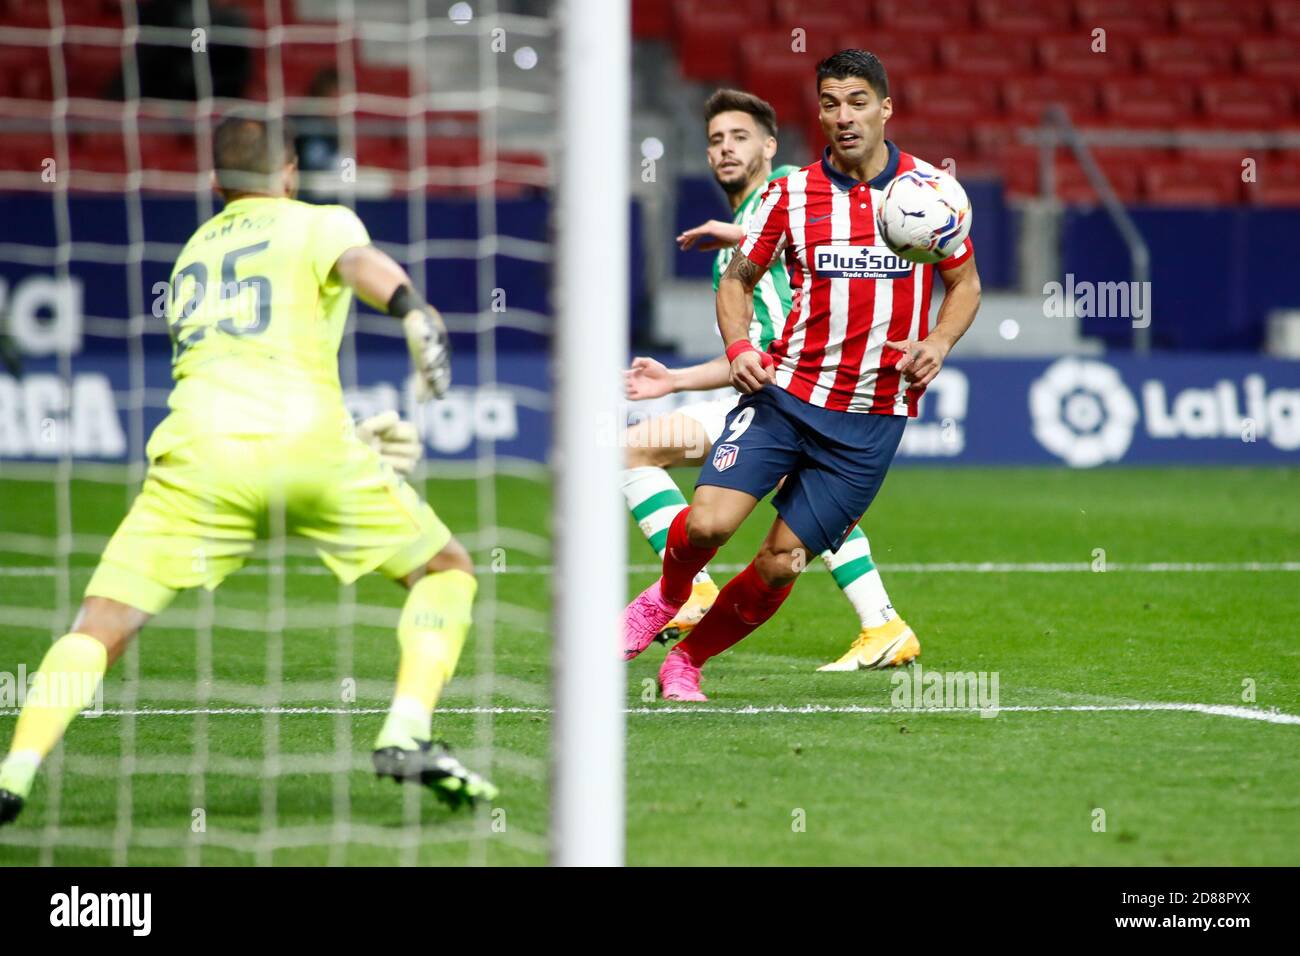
xmin=712 ymin=163 xmax=797 ymax=350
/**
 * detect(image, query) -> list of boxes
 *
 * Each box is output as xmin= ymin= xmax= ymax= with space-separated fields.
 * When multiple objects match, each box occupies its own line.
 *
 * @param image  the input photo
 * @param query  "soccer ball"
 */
xmin=877 ymin=168 xmax=972 ymax=265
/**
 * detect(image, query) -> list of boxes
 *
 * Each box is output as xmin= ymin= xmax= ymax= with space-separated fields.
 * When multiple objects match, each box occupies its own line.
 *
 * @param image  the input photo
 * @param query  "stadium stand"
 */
xmin=630 ymin=0 xmax=1300 ymax=206
xmin=0 ymin=0 xmax=545 ymax=195
xmin=4 ymin=0 xmax=1297 ymax=204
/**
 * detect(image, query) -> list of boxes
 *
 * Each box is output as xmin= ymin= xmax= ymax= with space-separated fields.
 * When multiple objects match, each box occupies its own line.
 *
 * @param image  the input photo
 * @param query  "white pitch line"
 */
xmin=2 ymin=561 xmax=1299 ymax=577
xmin=875 ymin=561 xmax=1300 ymax=573
xmin=2 ymin=702 xmax=1294 ymax=725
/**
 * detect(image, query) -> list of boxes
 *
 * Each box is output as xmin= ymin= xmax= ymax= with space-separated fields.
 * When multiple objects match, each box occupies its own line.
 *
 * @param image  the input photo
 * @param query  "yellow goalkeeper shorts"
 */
xmin=85 ymin=428 xmax=451 ymax=615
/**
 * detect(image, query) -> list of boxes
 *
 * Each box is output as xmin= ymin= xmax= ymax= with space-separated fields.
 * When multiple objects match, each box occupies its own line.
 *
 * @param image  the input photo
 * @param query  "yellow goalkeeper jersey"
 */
xmin=154 ymin=195 xmax=371 ymax=456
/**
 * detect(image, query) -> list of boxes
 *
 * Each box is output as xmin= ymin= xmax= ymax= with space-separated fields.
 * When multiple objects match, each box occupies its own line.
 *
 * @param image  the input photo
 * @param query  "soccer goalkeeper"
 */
xmin=0 ymin=114 xmax=494 ymax=825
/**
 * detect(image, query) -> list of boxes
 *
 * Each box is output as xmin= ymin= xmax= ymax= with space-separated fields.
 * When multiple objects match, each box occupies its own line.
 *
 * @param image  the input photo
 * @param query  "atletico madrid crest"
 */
xmin=712 ymin=443 xmax=740 ymax=472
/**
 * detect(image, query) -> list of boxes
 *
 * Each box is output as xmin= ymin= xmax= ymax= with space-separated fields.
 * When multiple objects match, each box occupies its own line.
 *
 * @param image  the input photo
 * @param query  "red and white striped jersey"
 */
xmin=739 ymin=142 xmax=974 ymax=416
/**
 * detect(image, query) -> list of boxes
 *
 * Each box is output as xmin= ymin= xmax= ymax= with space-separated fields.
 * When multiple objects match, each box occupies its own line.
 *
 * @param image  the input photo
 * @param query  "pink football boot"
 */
xmin=658 ymin=648 xmax=708 ymax=701
xmin=623 ymin=580 xmax=682 ymax=661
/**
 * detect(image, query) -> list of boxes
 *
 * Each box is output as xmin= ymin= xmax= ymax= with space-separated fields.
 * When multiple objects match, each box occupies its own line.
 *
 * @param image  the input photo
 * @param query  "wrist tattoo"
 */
xmin=723 ymin=252 xmax=760 ymax=288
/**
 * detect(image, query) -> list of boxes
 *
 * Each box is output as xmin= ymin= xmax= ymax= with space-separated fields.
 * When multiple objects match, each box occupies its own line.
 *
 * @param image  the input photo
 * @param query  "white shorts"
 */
xmin=676 ymin=392 xmax=741 ymax=446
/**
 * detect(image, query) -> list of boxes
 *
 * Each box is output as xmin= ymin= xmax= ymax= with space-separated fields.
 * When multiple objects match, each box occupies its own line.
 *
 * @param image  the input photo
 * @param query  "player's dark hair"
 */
xmin=704 ymin=89 xmax=778 ymax=140
xmin=212 ymin=112 xmax=297 ymax=196
xmin=816 ymin=49 xmax=889 ymax=102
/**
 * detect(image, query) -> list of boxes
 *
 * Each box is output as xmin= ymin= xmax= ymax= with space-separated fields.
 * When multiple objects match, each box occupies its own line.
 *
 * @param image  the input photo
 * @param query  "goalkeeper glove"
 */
xmin=356 ymin=410 xmax=423 ymax=478
xmin=388 ymin=283 xmax=452 ymax=401
xmin=403 ymin=308 xmax=452 ymax=401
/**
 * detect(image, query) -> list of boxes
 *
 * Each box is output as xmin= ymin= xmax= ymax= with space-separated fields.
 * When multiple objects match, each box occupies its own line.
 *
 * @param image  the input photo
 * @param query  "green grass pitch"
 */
xmin=0 ymin=465 xmax=1297 ymax=865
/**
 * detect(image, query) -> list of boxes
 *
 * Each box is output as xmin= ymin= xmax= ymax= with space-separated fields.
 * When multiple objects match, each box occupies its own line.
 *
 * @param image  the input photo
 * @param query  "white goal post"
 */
xmin=550 ymin=0 xmax=629 ymax=866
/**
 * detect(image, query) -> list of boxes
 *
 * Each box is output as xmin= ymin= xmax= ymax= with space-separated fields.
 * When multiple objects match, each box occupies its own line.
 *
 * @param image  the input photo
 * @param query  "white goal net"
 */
xmin=0 ymin=0 xmax=622 ymax=866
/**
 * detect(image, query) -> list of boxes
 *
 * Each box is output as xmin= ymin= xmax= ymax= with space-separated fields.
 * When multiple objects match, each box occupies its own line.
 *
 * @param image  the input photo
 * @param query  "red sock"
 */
xmin=661 ymin=507 xmax=717 ymax=605
xmin=675 ymin=561 xmax=794 ymax=665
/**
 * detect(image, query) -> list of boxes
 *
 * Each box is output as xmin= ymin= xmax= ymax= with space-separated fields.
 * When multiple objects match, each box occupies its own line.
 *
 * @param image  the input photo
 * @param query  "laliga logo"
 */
xmin=1029 ymin=358 xmax=1139 ymax=468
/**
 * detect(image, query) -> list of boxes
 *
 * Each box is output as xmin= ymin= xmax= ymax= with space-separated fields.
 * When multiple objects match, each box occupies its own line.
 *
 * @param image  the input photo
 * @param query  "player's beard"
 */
xmin=716 ymin=154 xmax=763 ymax=196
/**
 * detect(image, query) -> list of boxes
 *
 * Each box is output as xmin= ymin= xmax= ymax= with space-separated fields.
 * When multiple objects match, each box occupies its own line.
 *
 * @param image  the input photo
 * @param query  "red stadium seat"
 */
xmin=997 ymin=143 xmax=1045 ymax=197
xmin=0 ymin=132 xmax=57 ymax=172
xmin=772 ymin=0 xmax=868 ymax=33
xmin=892 ymin=74 xmax=1001 ymax=122
xmin=1036 ymin=32 xmax=1137 ymax=77
xmin=1175 ymin=142 xmax=1256 ymax=167
xmin=1248 ymin=158 xmax=1300 ymax=205
xmin=274 ymin=41 xmax=348 ymax=97
xmin=843 ymin=32 xmax=937 ymax=76
xmin=361 ymin=135 xmax=495 ymax=190
xmin=1073 ymin=0 xmax=1171 ymax=33
xmin=1101 ymin=76 xmax=1198 ymax=124
xmin=743 ymin=32 xmax=909 ymax=124
xmin=1238 ymin=36 xmax=1300 ymax=79
xmin=971 ymin=118 xmax=1029 ymax=164
xmin=423 ymin=136 xmax=484 ymax=172
xmin=1199 ymin=76 xmax=1295 ymax=126
xmin=738 ymin=30 xmax=822 ymax=129
xmin=64 ymin=43 xmax=124 ymax=99
xmin=1178 ymin=142 xmax=1268 ymax=188
xmin=803 ymin=114 xmax=829 ymax=155
xmin=1057 ymin=158 xmax=1143 ymax=204
xmin=874 ymin=0 xmax=973 ymax=31
xmin=0 ymin=0 xmax=50 ymax=27
xmin=998 ymin=145 xmax=1146 ymax=203
xmin=62 ymin=0 xmax=124 ymax=28
xmin=937 ymin=34 xmax=1036 ymax=77
xmin=633 ymin=0 xmax=672 ymax=39
xmin=138 ymin=133 xmax=201 ymax=172
xmin=975 ymin=0 xmax=1073 ymax=34
xmin=947 ymin=122 xmax=1009 ymax=176
xmin=66 ymin=131 xmax=198 ymax=175
xmin=672 ymin=0 xmax=768 ymax=82
xmin=1002 ymin=74 xmax=1101 ymax=122
xmin=806 ymin=117 xmax=980 ymax=168
xmin=884 ymin=118 xmax=974 ymax=169
xmin=1172 ymin=0 xmax=1267 ymax=35
xmin=354 ymin=65 xmax=414 ymax=100
xmin=1271 ymin=0 xmax=1300 ymax=35
xmin=1142 ymin=159 xmax=1242 ymax=204
xmin=497 ymin=150 xmax=549 ymax=197
xmin=69 ymin=131 xmax=128 ymax=174
xmin=1138 ymin=34 xmax=1236 ymax=78
xmin=220 ymin=0 xmax=297 ymax=31
xmin=1088 ymin=146 xmax=1175 ymax=168
xmin=370 ymin=148 xmax=539 ymax=197
xmin=0 ymin=46 xmax=53 ymax=100
xmin=356 ymin=135 xmax=405 ymax=170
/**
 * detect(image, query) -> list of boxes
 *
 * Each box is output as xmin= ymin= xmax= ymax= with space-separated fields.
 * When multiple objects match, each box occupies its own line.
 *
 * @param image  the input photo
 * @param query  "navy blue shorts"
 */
xmin=695 ymin=386 xmax=906 ymax=556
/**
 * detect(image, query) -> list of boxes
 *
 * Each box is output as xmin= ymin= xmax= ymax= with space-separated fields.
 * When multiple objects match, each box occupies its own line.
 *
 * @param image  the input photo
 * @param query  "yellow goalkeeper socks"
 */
xmin=375 ymin=569 xmax=477 ymax=750
xmin=0 ymin=632 xmax=108 ymax=799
